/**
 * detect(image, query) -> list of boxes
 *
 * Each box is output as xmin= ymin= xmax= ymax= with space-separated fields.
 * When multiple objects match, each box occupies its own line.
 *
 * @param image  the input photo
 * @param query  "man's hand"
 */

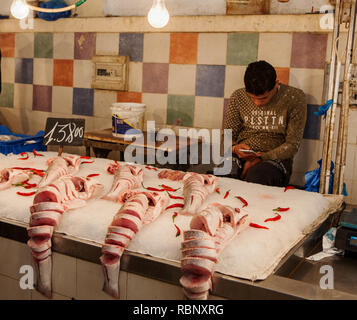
xmin=233 ymin=144 xmax=261 ymax=160
xmin=241 ymin=157 xmax=262 ymax=179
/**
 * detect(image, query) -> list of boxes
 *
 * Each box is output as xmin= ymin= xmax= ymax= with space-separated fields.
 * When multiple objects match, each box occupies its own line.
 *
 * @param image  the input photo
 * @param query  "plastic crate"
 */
xmin=0 ymin=125 xmax=47 ymax=155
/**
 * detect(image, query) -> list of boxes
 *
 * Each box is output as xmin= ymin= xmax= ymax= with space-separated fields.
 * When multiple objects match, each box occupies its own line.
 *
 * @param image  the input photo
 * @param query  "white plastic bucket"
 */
xmin=111 ymin=103 xmax=146 ymax=138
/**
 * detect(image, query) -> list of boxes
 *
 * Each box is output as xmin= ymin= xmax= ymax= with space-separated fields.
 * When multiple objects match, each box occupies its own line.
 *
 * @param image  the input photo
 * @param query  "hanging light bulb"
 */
xmin=10 ymin=0 xmax=30 ymax=20
xmin=148 ymin=0 xmax=170 ymax=29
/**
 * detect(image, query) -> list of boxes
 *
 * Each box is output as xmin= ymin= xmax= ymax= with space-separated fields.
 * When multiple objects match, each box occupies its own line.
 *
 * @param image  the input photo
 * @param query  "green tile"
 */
xmin=167 ymin=95 xmax=194 ymax=127
xmin=227 ymin=33 xmax=259 ymax=66
xmin=0 ymin=83 xmax=14 ymax=108
xmin=34 ymin=33 xmax=53 ymax=58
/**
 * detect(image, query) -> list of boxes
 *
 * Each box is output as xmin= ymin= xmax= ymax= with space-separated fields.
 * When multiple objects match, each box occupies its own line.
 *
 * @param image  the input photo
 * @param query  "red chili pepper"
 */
xmin=249 ymin=223 xmax=269 ymax=230
xmin=161 ymin=184 xmax=178 ymax=192
xmin=264 ymin=214 xmax=281 ymax=223
xmin=81 ymin=161 xmax=94 ymax=164
xmin=166 ymin=203 xmax=184 ymax=210
xmin=152 ymin=167 xmax=158 ymax=171
xmin=174 ymin=224 xmax=181 ymax=237
xmin=16 ymin=191 xmax=36 ymax=196
xmin=273 ymin=207 xmax=290 ymax=212
xmin=32 ymin=149 xmax=44 ymax=157
xmin=167 ymin=193 xmax=184 ymax=200
xmin=284 ymin=186 xmax=295 ymax=192
xmin=236 ymin=196 xmax=248 ymax=208
xmin=114 ymin=161 xmax=119 ymax=165
xmin=24 ymin=184 xmax=37 ymax=189
xmin=147 ymin=187 xmax=165 ymax=192
xmin=224 ymin=190 xmax=230 ymax=199
xmin=18 ymin=152 xmax=29 ymax=160
xmin=87 ymin=173 xmax=100 ymax=178
xmin=80 ymin=156 xmax=90 ymax=159
xmin=172 ymin=212 xmax=178 ymax=222
xmin=215 ymin=188 xmax=220 ymax=194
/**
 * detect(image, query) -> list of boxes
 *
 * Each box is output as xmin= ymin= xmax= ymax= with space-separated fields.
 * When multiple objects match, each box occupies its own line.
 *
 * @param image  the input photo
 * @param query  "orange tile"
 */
xmin=275 ymin=67 xmax=290 ymax=85
xmin=53 ymin=59 xmax=73 ymax=87
xmin=169 ymin=33 xmax=198 ymax=64
xmin=0 ymin=33 xmax=15 ymax=57
xmin=117 ymin=91 xmax=142 ymax=103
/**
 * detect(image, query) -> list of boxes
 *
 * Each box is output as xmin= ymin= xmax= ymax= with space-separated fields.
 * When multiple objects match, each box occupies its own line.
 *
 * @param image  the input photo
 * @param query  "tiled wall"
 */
xmin=0 ymin=30 xmax=356 ymax=203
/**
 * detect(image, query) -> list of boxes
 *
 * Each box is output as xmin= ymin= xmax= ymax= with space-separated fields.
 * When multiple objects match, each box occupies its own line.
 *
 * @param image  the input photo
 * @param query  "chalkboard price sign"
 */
xmin=43 ymin=118 xmax=85 ymax=146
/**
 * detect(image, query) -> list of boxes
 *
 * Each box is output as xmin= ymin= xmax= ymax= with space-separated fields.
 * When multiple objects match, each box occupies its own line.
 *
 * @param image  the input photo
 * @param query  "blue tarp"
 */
xmin=304 ymin=159 xmax=334 ymax=194
xmin=37 ymin=0 xmax=71 ymax=21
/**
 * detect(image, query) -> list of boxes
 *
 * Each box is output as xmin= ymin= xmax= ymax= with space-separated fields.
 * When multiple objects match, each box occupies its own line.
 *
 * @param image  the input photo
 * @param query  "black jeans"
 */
xmin=235 ymin=158 xmax=292 ymax=187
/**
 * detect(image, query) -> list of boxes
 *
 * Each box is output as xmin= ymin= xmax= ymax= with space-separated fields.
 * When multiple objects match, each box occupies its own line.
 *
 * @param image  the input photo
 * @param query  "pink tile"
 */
xmin=142 ymin=63 xmax=169 ymax=94
xmin=291 ymin=33 xmax=327 ymax=69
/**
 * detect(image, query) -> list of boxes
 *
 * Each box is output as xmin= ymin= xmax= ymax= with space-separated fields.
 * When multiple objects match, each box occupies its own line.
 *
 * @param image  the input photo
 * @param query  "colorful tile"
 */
xmin=73 ymin=60 xmax=92 ymax=88
xmin=168 ymin=64 xmax=196 ymax=95
xmin=196 ymin=65 xmax=225 ymax=98
xmin=197 ymin=33 xmax=227 ymax=65
xmin=73 ymin=88 xmax=94 ymax=116
xmin=224 ymin=65 xmax=246 ymax=98
xmin=34 ymin=33 xmax=53 ymax=59
xmin=170 ymin=33 xmax=198 ymax=65
xmin=53 ymin=59 xmax=73 ymax=87
xmin=53 ymin=33 xmax=74 ymax=59
xmin=289 ymin=68 xmax=325 ymax=104
xmin=303 ymin=104 xmax=321 ymax=140
xmin=14 ymin=33 xmax=34 ymax=58
xmin=13 ymin=83 xmax=33 ymax=110
xmin=142 ymin=63 xmax=169 ymax=94
xmin=117 ymin=91 xmax=142 ymax=103
xmin=0 ymin=33 xmax=15 ymax=57
xmin=167 ymin=95 xmax=195 ymax=127
xmin=52 ymin=86 xmax=73 ymax=115
xmin=128 ymin=62 xmax=143 ymax=92
xmin=0 ymin=83 xmax=14 ymax=108
xmin=74 ymin=33 xmax=96 ymax=60
xmin=33 ymin=58 xmax=53 ymax=86
xmin=96 ymin=33 xmax=119 ymax=55
xmin=119 ymin=33 xmax=144 ymax=62
xmin=275 ymin=67 xmax=290 ymax=85
xmin=15 ymin=58 xmax=33 ymax=84
xmin=291 ymin=33 xmax=328 ymax=69
xmin=143 ymin=33 xmax=170 ymax=63
xmin=227 ymin=33 xmax=259 ymax=66
xmin=194 ymin=97 xmax=224 ymax=129
xmin=258 ymin=33 xmax=292 ymax=68
xmin=33 ymin=85 xmax=52 ymax=112
xmin=142 ymin=93 xmax=168 ymax=126
xmin=2 ymin=58 xmax=15 ymax=83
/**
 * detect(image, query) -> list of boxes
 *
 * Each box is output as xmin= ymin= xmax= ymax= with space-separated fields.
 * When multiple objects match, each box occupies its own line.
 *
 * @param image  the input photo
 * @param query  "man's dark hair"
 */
xmin=244 ymin=60 xmax=277 ymax=95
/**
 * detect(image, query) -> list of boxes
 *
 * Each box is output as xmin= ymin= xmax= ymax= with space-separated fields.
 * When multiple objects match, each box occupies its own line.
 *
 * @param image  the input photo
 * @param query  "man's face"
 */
xmin=246 ymin=81 xmax=279 ymax=106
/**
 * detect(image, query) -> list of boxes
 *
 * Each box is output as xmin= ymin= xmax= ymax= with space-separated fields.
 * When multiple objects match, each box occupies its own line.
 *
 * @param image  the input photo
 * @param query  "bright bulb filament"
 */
xmin=148 ymin=0 xmax=170 ymax=28
xmin=11 ymin=0 xmax=30 ymax=20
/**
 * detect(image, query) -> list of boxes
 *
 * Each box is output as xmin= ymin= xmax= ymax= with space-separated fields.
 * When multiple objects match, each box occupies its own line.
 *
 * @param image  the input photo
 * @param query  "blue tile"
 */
xmin=303 ymin=104 xmax=321 ymax=140
xmin=15 ymin=58 xmax=33 ymax=84
xmin=73 ymin=88 xmax=94 ymax=116
xmin=196 ymin=65 xmax=225 ymax=98
xmin=119 ymin=33 xmax=144 ymax=62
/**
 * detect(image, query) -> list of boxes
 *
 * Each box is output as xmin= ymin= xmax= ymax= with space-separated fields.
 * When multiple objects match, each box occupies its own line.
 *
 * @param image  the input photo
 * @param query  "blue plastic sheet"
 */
xmin=304 ymin=159 xmax=334 ymax=194
xmin=37 ymin=0 xmax=71 ymax=21
xmin=314 ymin=99 xmax=333 ymax=118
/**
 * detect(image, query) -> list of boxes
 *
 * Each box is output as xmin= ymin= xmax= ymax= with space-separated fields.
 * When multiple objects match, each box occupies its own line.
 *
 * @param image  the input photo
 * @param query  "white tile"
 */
xmin=53 ymin=33 xmax=74 ymax=60
xmin=76 ymin=258 xmax=126 ymax=300
xmin=93 ymin=89 xmax=117 ymax=118
xmin=0 ymin=237 xmax=33 ymax=280
xmin=292 ymin=139 xmax=322 ymax=173
xmin=142 ymin=93 xmax=168 ymax=126
xmin=143 ymin=33 xmax=170 ymax=63
xmin=168 ymin=64 xmax=196 ymax=95
xmin=350 ymin=180 xmax=357 ymax=205
xmin=73 ymin=59 xmax=93 ymax=89
xmin=344 ymin=144 xmax=356 ymax=179
xmin=93 ymin=116 xmax=112 ymax=131
xmin=128 ymin=62 xmax=143 ymax=92
xmin=52 ymin=252 xmax=76 ymax=299
xmin=2 ymin=57 xmax=15 ymax=83
xmin=33 ymin=58 xmax=53 ymax=86
xmin=127 ymin=273 xmax=184 ymax=300
xmin=15 ymin=33 xmax=34 ymax=58
xmin=194 ymin=96 xmax=224 ymax=129
xmin=289 ymin=68 xmax=325 ymax=105
xmin=224 ymin=65 xmax=246 ymax=99
xmin=13 ymin=83 xmax=33 ymax=110
xmin=96 ymin=33 xmax=119 ymax=56
xmin=52 ymin=86 xmax=73 ymax=115
xmin=197 ymin=33 xmax=227 ymax=65
xmin=347 ymin=109 xmax=357 ymax=144
xmin=0 ymin=273 xmax=31 ymax=300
